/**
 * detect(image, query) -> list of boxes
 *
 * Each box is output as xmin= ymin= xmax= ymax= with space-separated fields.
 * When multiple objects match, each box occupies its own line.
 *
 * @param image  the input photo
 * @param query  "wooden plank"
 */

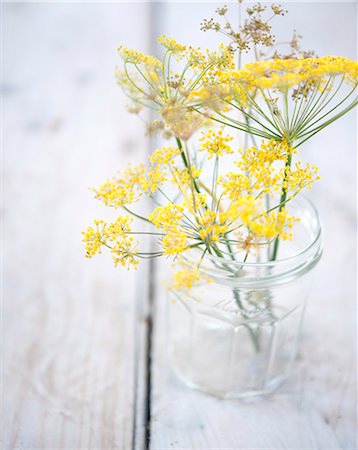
xmin=2 ymin=3 xmax=151 ymax=448
xmin=148 ymin=2 xmax=357 ymax=449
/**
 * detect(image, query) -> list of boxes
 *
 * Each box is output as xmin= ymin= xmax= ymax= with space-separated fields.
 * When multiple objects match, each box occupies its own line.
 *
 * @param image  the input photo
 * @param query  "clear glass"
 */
xmin=168 ymin=196 xmax=322 ymax=399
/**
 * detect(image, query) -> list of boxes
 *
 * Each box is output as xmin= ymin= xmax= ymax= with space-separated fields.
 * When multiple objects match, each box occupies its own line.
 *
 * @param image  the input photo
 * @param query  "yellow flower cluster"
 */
xmin=94 ymin=164 xmax=146 ymax=208
xmin=82 ymin=219 xmax=106 ymax=258
xmin=219 ymin=173 xmax=250 ymax=199
xmin=118 ymin=45 xmax=162 ymax=68
xmin=148 ymin=204 xmax=189 ymax=256
xmin=150 ymin=146 xmax=181 ymax=165
xmin=111 ymin=236 xmax=139 ymax=269
xmin=148 ymin=203 xmax=184 ymax=230
xmin=227 ymin=56 xmax=358 ymax=91
xmin=236 ymin=139 xmax=291 ymax=194
xmin=198 ymin=210 xmax=228 ymax=242
xmin=158 ymin=35 xmax=186 ymax=54
xmin=235 ymin=195 xmax=257 ymax=225
xmin=248 ymin=209 xmax=298 ymax=241
xmin=145 ymin=166 xmax=167 ymax=193
xmin=161 ymin=104 xmax=204 ymax=141
xmin=162 ymin=231 xmax=188 ymax=256
xmin=187 ymin=44 xmax=234 ymax=76
xmin=82 ymin=217 xmax=139 ymax=269
xmin=86 ymin=32 xmax=358 ymax=275
xmin=171 ymin=166 xmax=202 ymax=188
xmin=189 ymin=83 xmax=233 ymax=110
xmin=143 ymin=146 xmax=182 ymax=193
xmin=171 ymin=266 xmax=201 ymax=291
xmin=84 ymin=128 xmax=322 ymax=271
xmin=284 ymin=162 xmax=320 ymax=193
xmin=183 ymin=192 xmax=208 ymax=214
xmin=116 ymin=40 xmax=234 ymax=140
xmin=199 ymin=128 xmax=234 ymax=159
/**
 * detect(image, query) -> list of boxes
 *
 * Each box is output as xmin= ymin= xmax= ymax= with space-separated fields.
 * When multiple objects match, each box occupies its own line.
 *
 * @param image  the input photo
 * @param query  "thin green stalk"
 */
xmin=122 ymin=206 xmax=151 ymax=223
xmin=124 ymin=63 xmax=161 ymax=107
xmin=162 ymin=49 xmax=169 ymax=98
xmin=270 ymin=150 xmax=292 ymax=261
xmin=237 ymin=83 xmax=282 ymax=131
xmin=293 ymin=76 xmax=344 ymax=136
xmin=225 ymin=100 xmax=282 ymax=138
xmin=211 ymin=156 xmax=219 ymax=210
xmin=265 ymin=88 xmax=287 ymax=134
xmin=297 ymin=90 xmax=357 ymax=139
xmin=211 ymin=110 xmax=281 ymax=140
xmin=296 ymin=99 xmax=358 ymax=147
xmin=175 ymin=137 xmax=201 ymax=195
xmin=126 ymin=231 xmax=164 ymax=236
xmin=291 ymin=78 xmax=333 ymax=135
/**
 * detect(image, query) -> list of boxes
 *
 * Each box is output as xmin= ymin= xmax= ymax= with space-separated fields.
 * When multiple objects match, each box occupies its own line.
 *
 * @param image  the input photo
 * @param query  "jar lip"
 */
xmin=186 ymin=195 xmax=321 ymax=269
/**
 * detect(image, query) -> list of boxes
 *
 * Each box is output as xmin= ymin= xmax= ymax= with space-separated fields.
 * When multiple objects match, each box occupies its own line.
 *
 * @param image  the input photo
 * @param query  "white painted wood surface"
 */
xmin=2 ymin=3 xmax=152 ymax=448
xmin=2 ymin=2 xmax=356 ymax=449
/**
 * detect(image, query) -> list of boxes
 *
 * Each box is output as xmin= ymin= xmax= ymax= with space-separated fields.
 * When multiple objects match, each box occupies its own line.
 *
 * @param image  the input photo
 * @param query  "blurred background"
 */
xmin=2 ymin=1 xmax=357 ymax=448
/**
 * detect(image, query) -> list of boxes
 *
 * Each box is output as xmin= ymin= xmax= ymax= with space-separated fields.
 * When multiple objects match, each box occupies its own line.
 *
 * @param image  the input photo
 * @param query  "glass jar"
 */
xmin=167 ymin=196 xmax=322 ymax=399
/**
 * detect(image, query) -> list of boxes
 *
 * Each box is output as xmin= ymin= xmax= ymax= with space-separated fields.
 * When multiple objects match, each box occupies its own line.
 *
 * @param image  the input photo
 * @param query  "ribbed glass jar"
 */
xmin=168 ymin=196 xmax=322 ymax=399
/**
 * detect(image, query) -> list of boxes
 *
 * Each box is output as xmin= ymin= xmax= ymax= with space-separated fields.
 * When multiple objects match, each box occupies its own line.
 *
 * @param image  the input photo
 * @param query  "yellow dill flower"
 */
xmin=117 ymin=40 xmax=236 ymax=139
xmin=172 ymin=266 xmax=201 ymax=290
xmin=238 ymin=140 xmax=288 ymax=170
xmin=218 ymin=202 xmax=242 ymax=225
xmin=94 ymin=164 xmax=145 ymax=208
xmin=199 ymin=223 xmax=228 ymax=242
xmin=219 ymin=173 xmax=250 ymax=199
xmin=149 ymin=146 xmax=181 ymax=165
xmin=161 ymin=230 xmax=188 ymax=256
xmin=161 ymin=103 xmax=204 ymax=141
xmin=157 ymin=35 xmax=186 ymax=54
xmin=236 ymin=195 xmax=257 ymax=224
xmin=231 ymin=56 xmax=358 ymax=91
xmin=284 ymin=162 xmax=320 ymax=194
xmin=187 ymin=46 xmax=207 ymax=69
xmin=106 ymin=216 xmax=133 ymax=240
xmin=207 ymin=44 xmax=235 ymax=70
xmin=183 ymin=192 xmax=208 ymax=214
xmin=189 ymin=84 xmax=233 ymax=111
xmin=148 ymin=203 xmax=184 ymax=230
xmin=82 ymin=216 xmax=139 ymax=269
xmin=249 ymin=209 xmax=299 ymax=241
xmin=94 ymin=180 xmax=135 ymax=207
xmin=199 ymin=128 xmax=234 ymax=159
xmin=197 ymin=209 xmax=228 ymax=243
xmin=171 ymin=166 xmax=202 ymax=188
xmin=118 ymin=45 xmax=162 ymax=68
xmin=235 ymin=140 xmax=291 ymax=193
xmin=173 ymin=268 xmax=201 ymax=291
xmin=123 ymin=164 xmax=147 ymax=186
xmin=82 ymin=219 xmax=106 ymax=258
xmin=111 ymin=236 xmax=139 ymax=270
xmin=206 ymin=56 xmax=357 ymax=147
xmin=188 ymin=44 xmax=234 ymax=72
xmin=143 ymin=166 xmax=167 ymax=194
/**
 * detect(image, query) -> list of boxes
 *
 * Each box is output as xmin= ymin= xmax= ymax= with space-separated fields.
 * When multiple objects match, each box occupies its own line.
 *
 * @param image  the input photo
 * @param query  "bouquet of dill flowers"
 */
xmin=82 ymin=3 xmax=357 ymax=398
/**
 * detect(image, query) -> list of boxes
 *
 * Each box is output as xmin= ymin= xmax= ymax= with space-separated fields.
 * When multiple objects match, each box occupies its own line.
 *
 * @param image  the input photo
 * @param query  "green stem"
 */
xmin=175 ymin=137 xmax=201 ymax=195
xmin=122 ymin=206 xmax=151 ymax=223
xmin=270 ymin=150 xmax=292 ymax=261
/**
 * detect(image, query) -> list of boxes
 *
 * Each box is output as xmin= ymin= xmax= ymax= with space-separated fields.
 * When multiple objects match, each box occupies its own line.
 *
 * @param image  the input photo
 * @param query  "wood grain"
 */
xmin=2 ymin=3 xmax=151 ymax=448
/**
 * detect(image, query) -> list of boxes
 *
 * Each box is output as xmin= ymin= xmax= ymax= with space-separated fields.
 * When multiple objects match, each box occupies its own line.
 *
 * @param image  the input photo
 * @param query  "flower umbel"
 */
xmin=83 ymin=2 xmax=356 ymax=278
